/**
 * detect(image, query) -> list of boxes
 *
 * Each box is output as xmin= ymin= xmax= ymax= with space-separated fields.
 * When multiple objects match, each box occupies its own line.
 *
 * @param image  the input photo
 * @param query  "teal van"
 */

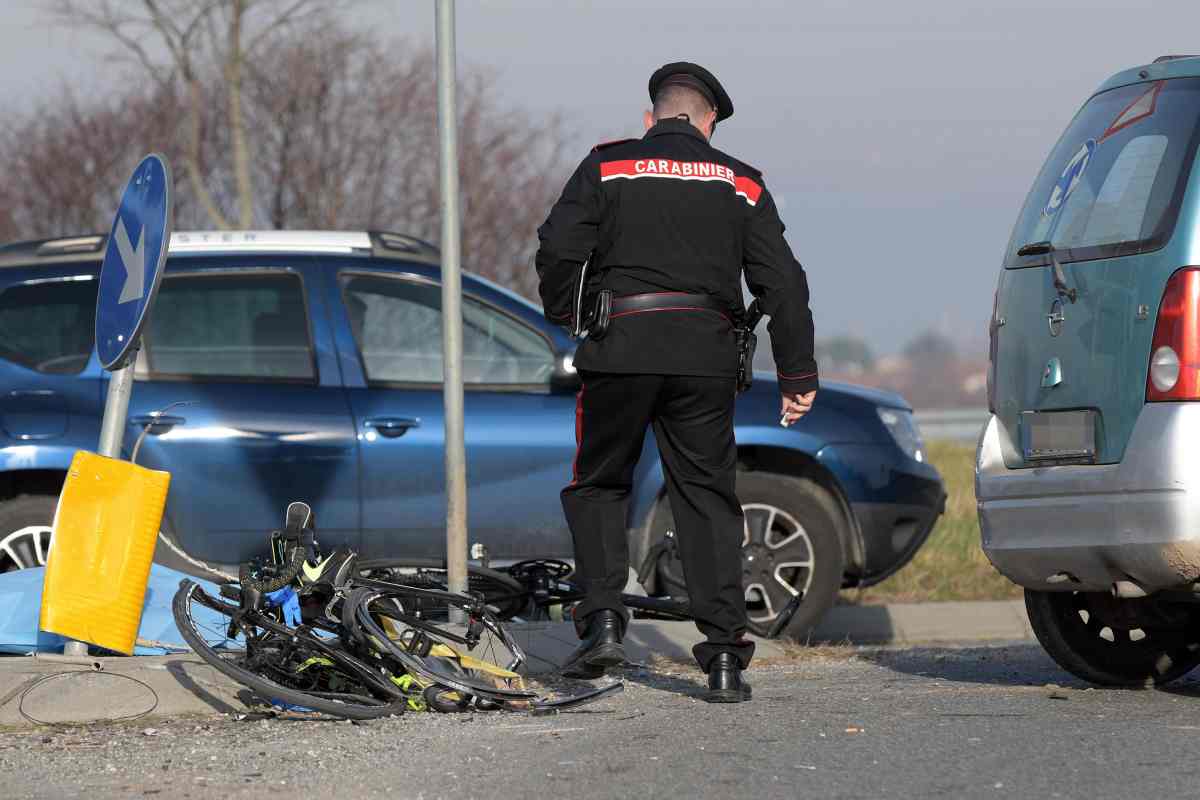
xmin=978 ymin=56 xmax=1200 ymax=687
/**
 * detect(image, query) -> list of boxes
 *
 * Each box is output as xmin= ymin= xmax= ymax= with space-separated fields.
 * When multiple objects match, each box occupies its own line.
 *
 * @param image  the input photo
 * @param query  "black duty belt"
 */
xmin=607 ymin=292 xmax=732 ymax=321
xmin=586 ymin=291 xmax=732 ymax=341
xmin=582 ymin=291 xmax=762 ymax=394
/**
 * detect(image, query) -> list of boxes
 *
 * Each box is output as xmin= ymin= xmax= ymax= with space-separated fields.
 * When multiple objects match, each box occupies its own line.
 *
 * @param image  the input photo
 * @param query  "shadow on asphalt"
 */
xmin=856 ymin=643 xmax=1087 ymax=688
xmin=860 ymin=643 xmax=1200 ymax=694
xmin=612 ymin=664 xmax=707 ymax=699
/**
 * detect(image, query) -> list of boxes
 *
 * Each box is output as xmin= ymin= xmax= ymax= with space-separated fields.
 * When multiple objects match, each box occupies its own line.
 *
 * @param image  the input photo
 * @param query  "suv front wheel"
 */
xmin=650 ymin=472 xmax=845 ymax=640
xmin=0 ymin=495 xmax=56 ymax=572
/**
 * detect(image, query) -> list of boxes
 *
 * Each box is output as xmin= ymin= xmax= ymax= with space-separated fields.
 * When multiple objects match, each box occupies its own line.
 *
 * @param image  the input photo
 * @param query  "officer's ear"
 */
xmin=643 ymin=109 xmax=655 ymax=131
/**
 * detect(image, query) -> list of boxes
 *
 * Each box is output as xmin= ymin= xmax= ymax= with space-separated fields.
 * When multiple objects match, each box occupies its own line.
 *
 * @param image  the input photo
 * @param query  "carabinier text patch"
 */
xmin=600 ymin=159 xmax=762 ymax=206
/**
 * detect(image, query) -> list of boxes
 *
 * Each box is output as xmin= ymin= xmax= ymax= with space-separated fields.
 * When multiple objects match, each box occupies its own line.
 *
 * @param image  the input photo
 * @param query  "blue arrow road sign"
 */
xmin=95 ymin=154 xmax=173 ymax=370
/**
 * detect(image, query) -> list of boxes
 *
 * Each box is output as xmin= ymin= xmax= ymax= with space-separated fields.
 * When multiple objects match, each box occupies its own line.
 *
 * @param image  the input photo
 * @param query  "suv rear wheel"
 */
xmin=650 ymin=472 xmax=845 ymax=640
xmin=1025 ymin=588 xmax=1200 ymax=687
xmin=0 ymin=495 xmax=57 ymax=572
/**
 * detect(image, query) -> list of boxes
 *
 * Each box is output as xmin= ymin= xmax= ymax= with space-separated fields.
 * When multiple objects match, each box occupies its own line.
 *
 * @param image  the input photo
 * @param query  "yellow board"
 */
xmin=39 ymin=451 xmax=171 ymax=655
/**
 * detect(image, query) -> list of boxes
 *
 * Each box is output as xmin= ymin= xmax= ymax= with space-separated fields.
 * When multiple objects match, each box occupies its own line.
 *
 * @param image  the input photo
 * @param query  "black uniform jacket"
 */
xmin=535 ymin=118 xmax=819 ymax=396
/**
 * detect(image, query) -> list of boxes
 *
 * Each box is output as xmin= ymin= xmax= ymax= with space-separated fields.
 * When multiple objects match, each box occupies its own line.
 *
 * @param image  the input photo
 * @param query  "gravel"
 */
xmin=4 ymin=644 xmax=1200 ymax=799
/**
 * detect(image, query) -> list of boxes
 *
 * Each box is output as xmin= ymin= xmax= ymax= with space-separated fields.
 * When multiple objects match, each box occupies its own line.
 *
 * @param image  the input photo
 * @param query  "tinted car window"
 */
xmin=342 ymin=275 xmax=554 ymax=385
xmin=0 ymin=278 xmax=97 ymax=374
xmin=140 ymin=272 xmax=314 ymax=381
xmin=1006 ymin=77 xmax=1200 ymax=267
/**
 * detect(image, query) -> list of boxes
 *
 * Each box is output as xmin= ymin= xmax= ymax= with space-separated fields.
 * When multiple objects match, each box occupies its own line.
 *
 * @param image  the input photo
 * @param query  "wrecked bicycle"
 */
xmin=172 ymin=502 xmax=622 ymax=718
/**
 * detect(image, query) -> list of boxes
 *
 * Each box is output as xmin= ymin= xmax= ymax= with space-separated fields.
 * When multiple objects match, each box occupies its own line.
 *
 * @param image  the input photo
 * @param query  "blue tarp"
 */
xmin=0 ymin=564 xmax=223 ymax=656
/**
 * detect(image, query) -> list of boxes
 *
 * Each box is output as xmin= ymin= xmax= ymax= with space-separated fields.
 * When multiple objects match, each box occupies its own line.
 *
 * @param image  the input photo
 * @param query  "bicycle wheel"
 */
xmin=356 ymin=558 xmax=528 ymax=620
xmin=347 ymin=586 xmax=537 ymax=704
xmin=507 ymin=559 xmax=581 ymax=621
xmin=173 ymin=580 xmax=410 ymax=720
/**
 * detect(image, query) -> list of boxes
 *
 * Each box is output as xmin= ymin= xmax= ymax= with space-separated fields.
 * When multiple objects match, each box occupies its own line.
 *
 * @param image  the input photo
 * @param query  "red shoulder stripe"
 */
xmin=591 ymin=138 xmax=636 ymax=153
xmin=734 ymin=176 xmax=762 ymax=206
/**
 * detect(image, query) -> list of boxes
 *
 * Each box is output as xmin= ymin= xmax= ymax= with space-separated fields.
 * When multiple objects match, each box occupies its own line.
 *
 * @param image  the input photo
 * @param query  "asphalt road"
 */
xmin=3 ymin=643 xmax=1200 ymax=799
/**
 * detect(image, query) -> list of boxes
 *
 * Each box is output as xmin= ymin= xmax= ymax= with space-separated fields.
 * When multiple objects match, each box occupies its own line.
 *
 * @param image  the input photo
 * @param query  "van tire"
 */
xmin=1025 ymin=588 xmax=1200 ymax=687
xmin=0 ymin=495 xmax=57 ymax=572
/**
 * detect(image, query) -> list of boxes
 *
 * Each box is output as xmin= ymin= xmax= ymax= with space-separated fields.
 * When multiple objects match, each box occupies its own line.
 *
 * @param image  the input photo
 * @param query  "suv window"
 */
xmin=341 ymin=274 xmax=554 ymax=386
xmin=139 ymin=272 xmax=315 ymax=381
xmin=1006 ymin=77 xmax=1200 ymax=267
xmin=0 ymin=277 xmax=97 ymax=374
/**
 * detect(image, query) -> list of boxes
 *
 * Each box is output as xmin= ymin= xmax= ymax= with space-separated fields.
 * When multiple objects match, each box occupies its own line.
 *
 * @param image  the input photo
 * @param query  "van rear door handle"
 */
xmin=129 ymin=414 xmax=186 ymax=433
xmin=364 ymin=417 xmax=421 ymax=438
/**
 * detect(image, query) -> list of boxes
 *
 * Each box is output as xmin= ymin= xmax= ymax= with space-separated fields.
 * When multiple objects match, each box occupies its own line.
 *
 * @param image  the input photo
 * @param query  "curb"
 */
xmin=0 ymin=653 xmax=244 ymax=729
xmin=0 ymin=601 xmax=1034 ymax=730
xmin=813 ymin=600 xmax=1033 ymax=645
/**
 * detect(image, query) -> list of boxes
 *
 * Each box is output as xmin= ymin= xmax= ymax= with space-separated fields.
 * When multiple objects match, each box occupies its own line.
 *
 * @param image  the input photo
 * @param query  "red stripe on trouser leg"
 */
xmin=570 ymin=383 xmax=585 ymax=486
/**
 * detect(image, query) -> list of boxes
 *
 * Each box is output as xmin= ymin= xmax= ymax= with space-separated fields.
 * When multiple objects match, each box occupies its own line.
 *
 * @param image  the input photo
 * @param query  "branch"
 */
xmin=244 ymin=0 xmax=324 ymax=53
xmin=225 ymin=0 xmax=254 ymax=227
xmin=184 ymin=77 xmax=231 ymax=229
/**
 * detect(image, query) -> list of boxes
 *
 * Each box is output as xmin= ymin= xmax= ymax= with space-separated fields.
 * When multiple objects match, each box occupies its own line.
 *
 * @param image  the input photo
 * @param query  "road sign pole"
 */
xmin=97 ymin=363 xmax=135 ymax=459
xmin=58 ymin=155 xmax=172 ymax=656
xmin=435 ymin=0 xmax=468 ymax=618
xmin=63 ymin=364 xmax=135 ymax=657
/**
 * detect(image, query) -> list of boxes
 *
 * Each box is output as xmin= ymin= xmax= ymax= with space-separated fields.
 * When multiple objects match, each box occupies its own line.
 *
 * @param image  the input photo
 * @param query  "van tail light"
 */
xmin=1147 ymin=267 xmax=1200 ymax=401
xmin=987 ymin=288 xmax=999 ymax=413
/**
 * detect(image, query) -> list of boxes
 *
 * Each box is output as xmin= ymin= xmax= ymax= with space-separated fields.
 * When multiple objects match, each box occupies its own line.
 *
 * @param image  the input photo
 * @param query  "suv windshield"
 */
xmin=1006 ymin=77 xmax=1200 ymax=267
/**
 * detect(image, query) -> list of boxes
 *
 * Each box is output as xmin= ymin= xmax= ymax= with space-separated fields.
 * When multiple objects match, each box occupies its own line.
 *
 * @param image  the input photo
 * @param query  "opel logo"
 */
xmin=1047 ymin=298 xmax=1065 ymax=337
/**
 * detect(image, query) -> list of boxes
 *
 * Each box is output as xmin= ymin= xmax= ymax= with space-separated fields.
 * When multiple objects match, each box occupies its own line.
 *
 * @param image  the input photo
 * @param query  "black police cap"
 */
xmin=648 ymin=62 xmax=733 ymax=122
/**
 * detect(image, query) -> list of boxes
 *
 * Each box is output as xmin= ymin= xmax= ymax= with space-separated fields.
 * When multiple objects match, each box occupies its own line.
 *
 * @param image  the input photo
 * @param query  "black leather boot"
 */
xmin=560 ymin=610 xmax=626 ymax=679
xmin=705 ymin=652 xmax=752 ymax=703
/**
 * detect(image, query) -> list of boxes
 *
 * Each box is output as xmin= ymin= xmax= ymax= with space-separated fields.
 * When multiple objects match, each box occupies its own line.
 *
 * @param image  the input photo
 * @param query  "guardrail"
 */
xmin=914 ymin=408 xmax=989 ymax=443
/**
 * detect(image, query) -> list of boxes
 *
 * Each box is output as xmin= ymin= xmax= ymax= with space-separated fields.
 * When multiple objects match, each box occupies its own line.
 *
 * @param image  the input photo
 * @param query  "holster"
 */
xmin=584 ymin=289 xmax=613 ymax=340
xmin=735 ymin=299 xmax=765 ymax=394
xmin=736 ymin=330 xmax=757 ymax=393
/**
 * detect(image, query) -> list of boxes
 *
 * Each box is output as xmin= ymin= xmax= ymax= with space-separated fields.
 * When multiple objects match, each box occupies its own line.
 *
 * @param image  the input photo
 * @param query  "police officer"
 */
xmin=535 ymin=62 xmax=818 ymax=703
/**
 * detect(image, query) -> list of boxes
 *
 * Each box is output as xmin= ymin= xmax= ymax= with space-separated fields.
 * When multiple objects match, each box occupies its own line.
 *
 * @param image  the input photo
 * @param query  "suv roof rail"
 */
xmin=36 ymin=235 xmax=106 ymax=256
xmin=368 ymin=231 xmax=441 ymax=264
xmin=1153 ymin=55 xmax=1200 ymax=63
xmin=0 ymin=234 xmax=109 ymax=268
xmin=0 ymin=229 xmax=444 ymax=269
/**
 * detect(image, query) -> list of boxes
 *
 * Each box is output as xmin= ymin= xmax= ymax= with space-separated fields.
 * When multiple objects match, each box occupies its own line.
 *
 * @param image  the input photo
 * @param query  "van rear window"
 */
xmin=1005 ymin=77 xmax=1200 ymax=267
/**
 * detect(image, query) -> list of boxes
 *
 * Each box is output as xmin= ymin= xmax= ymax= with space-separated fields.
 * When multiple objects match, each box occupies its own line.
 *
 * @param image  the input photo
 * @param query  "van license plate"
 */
xmin=1021 ymin=410 xmax=1097 ymax=462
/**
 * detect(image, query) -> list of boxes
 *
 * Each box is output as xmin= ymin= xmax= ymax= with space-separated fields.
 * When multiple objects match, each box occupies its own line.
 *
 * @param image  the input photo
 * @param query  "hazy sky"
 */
xmin=3 ymin=0 xmax=1198 ymax=355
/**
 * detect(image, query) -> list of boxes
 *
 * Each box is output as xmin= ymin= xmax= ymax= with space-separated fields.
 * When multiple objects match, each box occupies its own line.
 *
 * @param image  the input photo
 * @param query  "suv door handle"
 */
xmin=129 ymin=414 xmax=187 ymax=433
xmin=364 ymin=417 xmax=421 ymax=438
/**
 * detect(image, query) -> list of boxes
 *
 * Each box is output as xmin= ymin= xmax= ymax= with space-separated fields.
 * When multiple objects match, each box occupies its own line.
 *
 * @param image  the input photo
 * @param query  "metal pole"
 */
xmin=62 ymin=361 xmax=135 ymax=656
xmin=97 ymin=364 xmax=135 ymax=459
xmin=435 ymin=0 xmax=468 ymax=615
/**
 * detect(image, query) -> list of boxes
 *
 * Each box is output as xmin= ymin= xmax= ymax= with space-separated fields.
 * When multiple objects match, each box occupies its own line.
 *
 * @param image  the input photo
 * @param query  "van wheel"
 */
xmin=0 ymin=495 xmax=57 ymax=572
xmin=1025 ymin=589 xmax=1200 ymax=687
xmin=650 ymin=473 xmax=845 ymax=640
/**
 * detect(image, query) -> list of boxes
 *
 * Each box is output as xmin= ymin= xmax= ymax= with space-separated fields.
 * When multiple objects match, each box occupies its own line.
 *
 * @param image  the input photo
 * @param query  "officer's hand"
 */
xmin=780 ymin=391 xmax=817 ymax=427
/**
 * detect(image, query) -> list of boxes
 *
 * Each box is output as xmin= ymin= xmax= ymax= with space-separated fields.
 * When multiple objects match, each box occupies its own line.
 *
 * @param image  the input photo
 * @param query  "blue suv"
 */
xmin=0 ymin=230 xmax=943 ymax=637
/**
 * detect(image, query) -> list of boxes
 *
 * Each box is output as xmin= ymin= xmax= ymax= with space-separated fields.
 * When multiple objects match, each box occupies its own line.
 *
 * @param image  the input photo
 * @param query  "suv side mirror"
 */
xmin=550 ymin=350 xmax=582 ymax=393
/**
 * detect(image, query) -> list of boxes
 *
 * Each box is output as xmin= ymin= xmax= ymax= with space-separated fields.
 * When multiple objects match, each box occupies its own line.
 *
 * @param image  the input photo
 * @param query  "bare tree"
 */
xmin=241 ymin=28 xmax=571 ymax=292
xmin=49 ymin=0 xmax=345 ymax=230
xmin=1 ymin=17 xmax=573 ymax=296
xmin=0 ymin=84 xmax=198 ymax=237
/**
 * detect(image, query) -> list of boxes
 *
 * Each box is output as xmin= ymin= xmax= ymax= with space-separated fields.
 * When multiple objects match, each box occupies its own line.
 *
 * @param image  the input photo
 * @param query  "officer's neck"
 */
xmin=646 ymin=116 xmax=711 ymax=141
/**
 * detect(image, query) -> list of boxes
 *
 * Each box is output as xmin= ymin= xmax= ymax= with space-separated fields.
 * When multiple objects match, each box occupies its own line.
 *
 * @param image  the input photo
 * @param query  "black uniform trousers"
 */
xmin=561 ymin=371 xmax=755 ymax=670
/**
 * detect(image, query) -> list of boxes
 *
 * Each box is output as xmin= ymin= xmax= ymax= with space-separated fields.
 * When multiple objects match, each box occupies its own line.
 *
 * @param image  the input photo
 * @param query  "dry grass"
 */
xmin=839 ymin=440 xmax=1021 ymax=605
